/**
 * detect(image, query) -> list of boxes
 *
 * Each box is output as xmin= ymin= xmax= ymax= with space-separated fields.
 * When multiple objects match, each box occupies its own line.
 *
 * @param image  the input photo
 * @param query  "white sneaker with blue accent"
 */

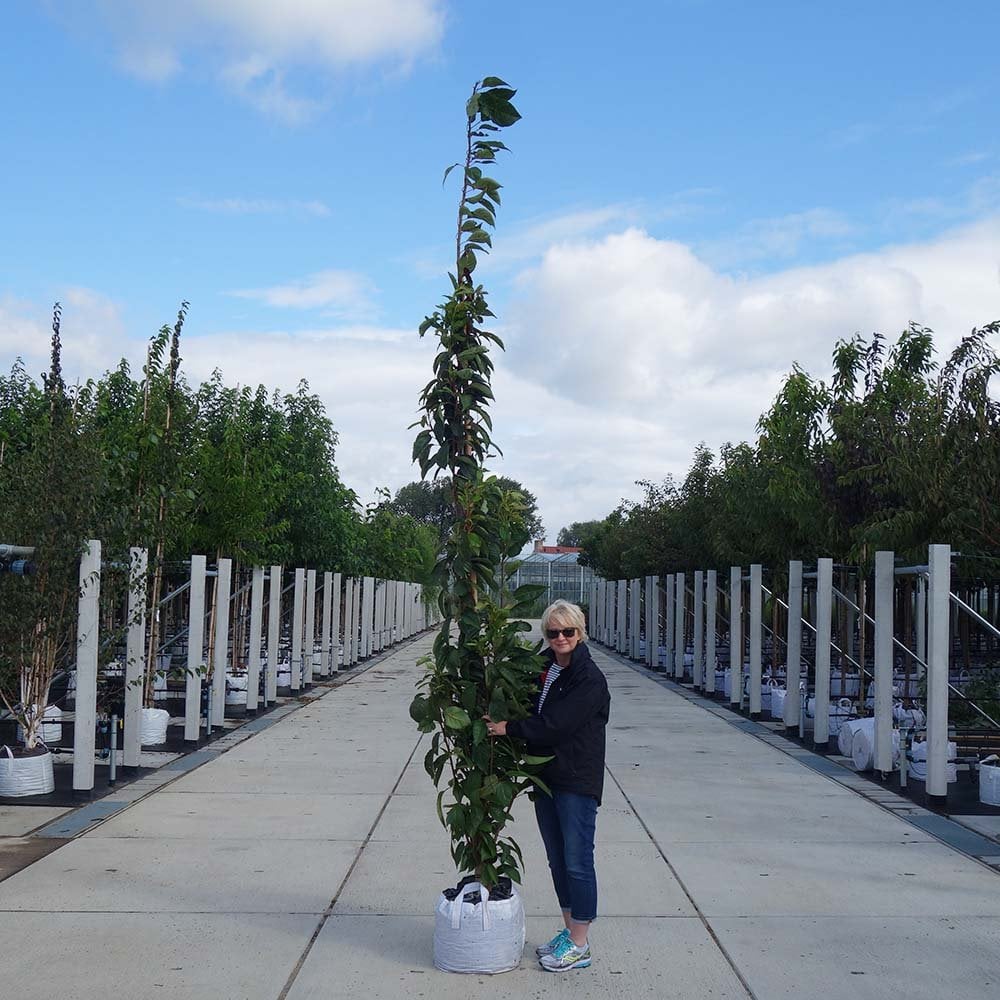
xmin=535 ymin=928 xmax=569 ymax=957
xmin=538 ymin=935 xmax=591 ymax=972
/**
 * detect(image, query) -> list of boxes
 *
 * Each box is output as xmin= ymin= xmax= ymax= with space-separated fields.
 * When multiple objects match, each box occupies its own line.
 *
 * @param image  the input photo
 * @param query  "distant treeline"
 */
xmin=567 ymin=322 xmax=1000 ymax=583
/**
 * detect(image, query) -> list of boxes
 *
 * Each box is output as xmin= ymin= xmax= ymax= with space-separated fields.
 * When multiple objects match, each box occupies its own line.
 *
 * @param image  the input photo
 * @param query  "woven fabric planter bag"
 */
xmin=225 ymin=673 xmax=248 ymax=706
xmin=838 ymin=716 xmax=873 ymax=757
xmin=433 ymin=878 xmax=525 ymax=974
xmin=979 ymin=756 xmax=1000 ymax=807
xmin=851 ymin=725 xmax=900 ymax=771
xmin=909 ymin=740 xmax=958 ymax=783
xmin=807 ymin=697 xmax=855 ymax=736
xmin=16 ymin=704 xmax=63 ymax=744
xmin=140 ymin=707 xmax=170 ymax=745
xmin=0 ymin=746 xmax=55 ymax=797
xmin=769 ymin=685 xmax=787 ymax=720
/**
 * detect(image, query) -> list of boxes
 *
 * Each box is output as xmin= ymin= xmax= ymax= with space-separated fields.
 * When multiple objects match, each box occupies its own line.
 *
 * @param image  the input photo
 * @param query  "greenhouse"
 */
xmin=511 ymin=544 xmax=595 ymax=606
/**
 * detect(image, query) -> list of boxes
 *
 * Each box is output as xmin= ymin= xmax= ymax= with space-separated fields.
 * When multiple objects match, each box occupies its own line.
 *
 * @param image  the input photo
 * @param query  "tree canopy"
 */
xmin=390 ymin=474 xmax=544 ymax=543
xmin=581 ymin=322 xmax=1000 ymax=582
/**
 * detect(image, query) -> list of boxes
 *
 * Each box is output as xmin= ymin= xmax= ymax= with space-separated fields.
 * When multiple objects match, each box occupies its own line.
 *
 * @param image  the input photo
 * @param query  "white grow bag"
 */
xmin=909 ymin=740 xmax=958 ymax=783
xmin=830 ymin=670 xmax=860 ymax=697
xmin=225 ymin=672 xmax=249 ymax=706
xmin=807 ymin=697 xmax=855 ymax=736
xmin=0 ymin=746 xmax=55 ymax=797
xmin=838 ymin=716 xmax=872 ymax=758
xmin=17 ymin=704 xmax=63 ymax=744
xmin=769 ymin=685 xmax=787 ymax=720
xmin=140 ymin=708 xmax=170 ymax=746
xmin=979 ymin=756 xmax=1000 ymax=807
xmin=851 ymin=725 xmax=901 ymax=772
xmin=433 ymin=880 xmax=525 ymax=974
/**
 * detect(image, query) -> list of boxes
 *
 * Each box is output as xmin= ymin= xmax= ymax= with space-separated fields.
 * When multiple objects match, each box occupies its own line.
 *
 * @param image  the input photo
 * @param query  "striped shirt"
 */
xmin=537 ymin=664 xmax=563 ymax=711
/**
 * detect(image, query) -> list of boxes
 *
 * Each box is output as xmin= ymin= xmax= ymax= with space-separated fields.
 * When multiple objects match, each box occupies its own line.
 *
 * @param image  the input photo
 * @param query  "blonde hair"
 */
xmin=541 ymin=600 xmax=588 ymax=642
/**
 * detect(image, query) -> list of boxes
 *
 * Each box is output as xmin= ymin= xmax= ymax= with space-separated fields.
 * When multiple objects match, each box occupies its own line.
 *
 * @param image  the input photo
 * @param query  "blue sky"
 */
xmin=2 ymin=1 xmax=999 ymax=538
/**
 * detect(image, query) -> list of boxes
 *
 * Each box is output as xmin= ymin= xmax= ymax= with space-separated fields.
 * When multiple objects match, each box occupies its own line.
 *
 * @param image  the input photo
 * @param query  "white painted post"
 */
xmin=874 ymin=550 xmax=895 ymax=773
xmin=377 ymin=580 xmax=387 ymax=652
xmin=614 ymin=580 xmax=625 ymax=652
xmin=645 ymin=576 xmax=657 ymax=667
xmin=664 ymin=574 xmax=675 ymax=672
xmin=674 ymin=572 xmax=685 ymax=680
xmin=630 ymin=578 xmax=640 ymax=659
xmin=749 ymin=564 xmax=762 ymax=717
xmin=693 ymin=570 xmax=704 ymax=690
xmin=730 ymin=567 xmax=742 ymax=707
xmin=184 ymin=554 xmax=207 ymax=742
xmin=291 ymin=568 xmax=305 ymax=691
xmin=353 ymin=578 xmax=363 ymax=661
xmin=343 ymin=579 xmax=354 ymax=664
xmin=784 ymin=560 xmax=803 ymax=730
xmin=321 ymin=571 xmax=332 ymax=677
xmin=211 ymin=557 xmax=232 ymax=726
xmin=814 ymin=558 xmax=833 ymax=749
xmin=73 ymin=540 xmax=101 ymax=794
xmin=305 ymin=568 xmax=317 ymax=684
xmin=266 ymin=565 xmax=281 ymax=703
xmin=604 ymin=579 xmax=613 ymax=645
xmin=362 ymin=577 xmax=375 ymax=658
xmin=331 ymin=572 xmax=342 ymax=668
xmin=705 ymin=570 xmax=717 ymax=694
xmin=123 ymin=546 xmax=147 ymax=769
xmin=247 ymin=566 xmax=264 ymax=712
xmin=926 ymin=544 xmax=951 ymax=804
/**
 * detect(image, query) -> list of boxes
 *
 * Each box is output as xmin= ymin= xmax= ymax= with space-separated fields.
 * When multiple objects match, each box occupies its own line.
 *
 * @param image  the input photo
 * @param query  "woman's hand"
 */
xmin=483 ymin=715 xmax=508 ymax=737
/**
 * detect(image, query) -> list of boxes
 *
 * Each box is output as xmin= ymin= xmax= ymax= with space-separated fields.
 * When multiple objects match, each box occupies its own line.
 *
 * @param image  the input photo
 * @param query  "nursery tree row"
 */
xmin=0 ymin=305 xmax=438 ymax=581
xmin=578 ymin=322 xmax=1000 ymax=586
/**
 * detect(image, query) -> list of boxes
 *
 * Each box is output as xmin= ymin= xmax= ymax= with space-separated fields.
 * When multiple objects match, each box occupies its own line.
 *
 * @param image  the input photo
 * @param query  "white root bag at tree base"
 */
xmin=433 ymin=881 xmax=525 ymax=974
xmin=769 ymin=685 xmax=787 ymax=720
xmin=16 ymin=704 xmax=63 ymax=744
xmin=807 ymin=697 xmax=855 ymax=736
xmin=979 ymin=756 xmax=1000 ymax=807
xmin=851 ymin=725 xmax=900 ymax=771
xmin=140 ymin=707 xmax=170 ymax=745
xmin=909 ymin=740 xmax=958 ymax=783
xmin=838 ymin=716 xmax=872 ymax=757
xmin=0 ymin=747 xmax=55 ymax=797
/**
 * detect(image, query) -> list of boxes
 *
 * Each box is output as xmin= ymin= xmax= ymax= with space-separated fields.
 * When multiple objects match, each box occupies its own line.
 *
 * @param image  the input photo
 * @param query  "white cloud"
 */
xmin=0 ymin=289 xmax=130 ymax=379
xmin=4 ymin=216 xmax=999 ymax=545
xmin=699 ymin=207 xmax=855 ymax=269
xmin=230 ymin=268 xmax=377 ymax=316
xmin=74 ymin=0 xmax=445 ymax=120
xmin=180 ymin=324 xmax=433 ymax=505
xmin=497 ymin=217 xmax=1000 ymax=533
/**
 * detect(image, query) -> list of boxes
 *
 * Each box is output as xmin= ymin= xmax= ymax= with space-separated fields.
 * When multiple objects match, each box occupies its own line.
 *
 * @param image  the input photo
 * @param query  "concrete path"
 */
xmin=1 ymin=635 xmax=999 ymax=999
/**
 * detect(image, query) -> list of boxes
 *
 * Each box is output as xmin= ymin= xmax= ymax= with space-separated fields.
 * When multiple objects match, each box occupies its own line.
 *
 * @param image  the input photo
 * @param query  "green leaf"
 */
xmin=443 ymin=706 xmax=472 ymax=730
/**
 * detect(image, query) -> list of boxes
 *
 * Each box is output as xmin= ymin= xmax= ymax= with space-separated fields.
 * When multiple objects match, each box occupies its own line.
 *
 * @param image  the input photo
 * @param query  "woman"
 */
xmin=485 ymin=599 xmax=610 ymax=973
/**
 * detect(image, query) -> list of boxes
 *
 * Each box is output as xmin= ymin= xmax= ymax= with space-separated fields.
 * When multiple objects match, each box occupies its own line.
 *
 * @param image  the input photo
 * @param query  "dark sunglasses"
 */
xmin=545 ymin=627 xmax=577 ymax=639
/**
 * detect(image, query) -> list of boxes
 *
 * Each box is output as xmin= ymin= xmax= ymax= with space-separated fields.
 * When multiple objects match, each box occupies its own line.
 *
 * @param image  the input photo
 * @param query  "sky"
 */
xmin=2 ymin=1 xmax=999 ymax=541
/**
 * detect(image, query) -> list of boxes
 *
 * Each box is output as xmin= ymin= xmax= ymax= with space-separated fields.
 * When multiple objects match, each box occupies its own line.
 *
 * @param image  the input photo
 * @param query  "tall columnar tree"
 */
xmin=0 ymin=306 xmax=104 ymax=746
xmin=408 ymin=79 xmax=549 ymax=889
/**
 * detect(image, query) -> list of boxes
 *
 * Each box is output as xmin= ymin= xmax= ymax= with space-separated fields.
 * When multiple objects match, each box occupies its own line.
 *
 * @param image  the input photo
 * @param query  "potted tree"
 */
xmin=407 ymin=79 xmax=550 ymax=974
xmin=0 ymin=307 xmax=103 ymax=795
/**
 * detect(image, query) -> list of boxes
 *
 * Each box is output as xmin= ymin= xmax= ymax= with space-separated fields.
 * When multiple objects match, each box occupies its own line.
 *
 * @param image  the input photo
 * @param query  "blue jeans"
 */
xmin=534 ymin=790 xmax=598 ymax=922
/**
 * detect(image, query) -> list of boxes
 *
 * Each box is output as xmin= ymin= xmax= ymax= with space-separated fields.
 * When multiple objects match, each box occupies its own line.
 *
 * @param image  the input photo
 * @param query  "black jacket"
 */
xmin=507 ymin=642 xmax=610 ymax=804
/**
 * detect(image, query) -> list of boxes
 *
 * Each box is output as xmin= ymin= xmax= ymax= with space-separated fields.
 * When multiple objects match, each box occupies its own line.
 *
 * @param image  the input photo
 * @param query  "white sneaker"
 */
xmin=539 ymin=937 xmax=591 ymax=972
xmin=535 ymin=928 xmax=569 ymax=957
